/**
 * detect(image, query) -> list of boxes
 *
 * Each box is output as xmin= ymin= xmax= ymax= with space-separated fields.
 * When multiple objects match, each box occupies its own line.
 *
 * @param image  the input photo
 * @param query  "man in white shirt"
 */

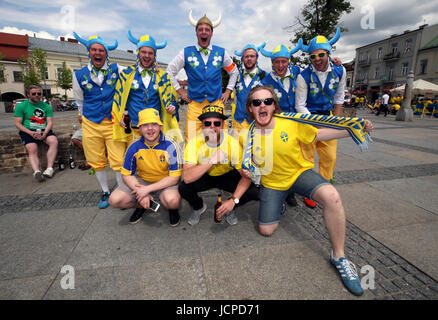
xmin=166 ymin=11 xmax=239 ymax=142
xmin=376 ymin=92 xmax=390 ymax=117
xmin=295 ymin=28 xmax=346 ymax=208
xmin=72 ymin=32 xmax=126 ymax=209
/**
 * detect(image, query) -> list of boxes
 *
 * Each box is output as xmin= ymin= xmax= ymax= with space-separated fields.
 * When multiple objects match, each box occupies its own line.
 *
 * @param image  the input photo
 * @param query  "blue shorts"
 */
xmin=19 ymin=130 xmax=56 ymax=145
xmin=258 ymin=169 xmax=331 ymax=225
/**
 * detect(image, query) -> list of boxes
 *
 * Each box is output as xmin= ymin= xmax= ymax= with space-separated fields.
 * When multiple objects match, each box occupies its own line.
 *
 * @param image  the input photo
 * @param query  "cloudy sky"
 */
xmin=1 ymin=0 xmax=438 ymax=73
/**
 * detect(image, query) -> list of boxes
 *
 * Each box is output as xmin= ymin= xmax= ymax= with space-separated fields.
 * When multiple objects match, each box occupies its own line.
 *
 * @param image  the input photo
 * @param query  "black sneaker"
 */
xmin=286 ymin=193 xmax=297 ymax=206
xmin=169 ymin=210 xmax=180 ymax=227
xmin=129 ymin=208 xmax=145 ymax=224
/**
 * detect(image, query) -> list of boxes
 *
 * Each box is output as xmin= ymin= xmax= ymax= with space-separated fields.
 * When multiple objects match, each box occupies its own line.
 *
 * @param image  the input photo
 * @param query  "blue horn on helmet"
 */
xmin=301 ymin=27 xmax=341 ymax=54
xmin=127 ymin=30 xmax=167 ymax=52
xmin=234 ymin=42 xmax=266 ymax=57
xmin=260 ymin=39 xmax=302 ymax=61
xmin=73 ymin=32 xmax=118 ymax=52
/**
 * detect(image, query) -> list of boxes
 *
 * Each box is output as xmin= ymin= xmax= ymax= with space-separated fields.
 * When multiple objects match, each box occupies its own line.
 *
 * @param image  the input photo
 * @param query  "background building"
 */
xmin=353 ymin=23 xmax=438 ymax=102
xmin=1 ymin=32 xmax=169 ymax=112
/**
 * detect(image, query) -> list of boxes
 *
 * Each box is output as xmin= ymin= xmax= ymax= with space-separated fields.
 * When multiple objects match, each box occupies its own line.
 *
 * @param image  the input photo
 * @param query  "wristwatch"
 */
xmin=230 ymin=196 xmax=240 ymax=205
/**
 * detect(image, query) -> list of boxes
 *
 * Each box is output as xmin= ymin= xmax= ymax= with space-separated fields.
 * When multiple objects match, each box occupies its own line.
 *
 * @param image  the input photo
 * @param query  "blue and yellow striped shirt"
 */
xmin=122 ymin=132 xmax=182 ymax=182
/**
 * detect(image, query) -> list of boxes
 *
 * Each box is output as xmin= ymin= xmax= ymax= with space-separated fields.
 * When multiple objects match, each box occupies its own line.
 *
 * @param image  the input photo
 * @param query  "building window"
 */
xmin=401 ymin=63 xmax=408 ymax=76
xmin=45 ymin=67 xmax=49 ymax=80
xmin=346 ymin=77 xmax=351 ymax=88
xmin=404 ymin=39 xmax=412 ymax=53
xmin=374 ymin=67 xmax=380 ymax=79
xmin=419 ymin=59 xmax=428 ymax=74
xmin=13 ymin=71 xmax=23 ymax=82
xmin=389 ymin=67 xmax=394 ymax=80
xmin=377 ymin=47 xmax=382 ymax=59
xmin=392 ymin=43 xmax=398 ymax=54
xmin=0 ymin=69 xmax=5 ymax=82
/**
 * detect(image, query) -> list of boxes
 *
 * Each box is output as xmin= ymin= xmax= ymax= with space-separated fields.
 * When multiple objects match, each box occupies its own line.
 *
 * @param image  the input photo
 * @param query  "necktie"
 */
xmin=91 ymin=66 xmax=108 ymax=77
xmin=244 ymin=73 xmax=255 ymax=78
xmin=280 ymin=75 xmax=291 ymax=84
xmin=198 ymin=47 xmax=208 ymax=56
xmin=140 ymin=69 xmax=153 ymax=77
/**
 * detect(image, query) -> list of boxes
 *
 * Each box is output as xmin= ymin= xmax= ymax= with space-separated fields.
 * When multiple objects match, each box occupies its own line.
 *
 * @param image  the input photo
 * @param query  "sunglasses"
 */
xmin=251 ymin=98 xmax=275 ymax=107
xmin=31 ymin=92 xmax=42 ymax=96
xmin=309 ymin=52 xmax=327 ymax=60
xmin=203 ymin=121 xmax=222 ymax=127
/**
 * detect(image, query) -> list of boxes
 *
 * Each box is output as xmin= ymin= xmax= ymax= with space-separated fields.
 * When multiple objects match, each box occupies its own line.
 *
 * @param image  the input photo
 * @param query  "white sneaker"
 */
xmin=33 ymin=170 xmax=44 ymax=182
xmin=188 ymin=203 xmax=207 ymax=226
xmin=43 ymin=167 xmax=54 ymax=178
xmin=226 ymin=210 xmax=238 ymax=225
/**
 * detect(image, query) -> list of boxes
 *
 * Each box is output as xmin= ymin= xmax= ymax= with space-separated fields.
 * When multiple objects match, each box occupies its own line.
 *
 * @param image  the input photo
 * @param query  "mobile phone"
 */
xmin=149 ymin=199 xmax=160 ymax=212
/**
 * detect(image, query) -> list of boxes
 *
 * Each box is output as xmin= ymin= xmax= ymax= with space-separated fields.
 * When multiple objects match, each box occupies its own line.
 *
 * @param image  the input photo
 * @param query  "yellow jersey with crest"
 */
xmin=240 ymin=117 xmax=317 ymax=190
xmin=184 ymin=132 xmax=242 ymax=176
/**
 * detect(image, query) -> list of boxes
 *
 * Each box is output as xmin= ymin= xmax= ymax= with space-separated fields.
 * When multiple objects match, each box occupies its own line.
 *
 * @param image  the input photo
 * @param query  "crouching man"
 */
xmin=109 ymin=108 xmax=182 ymax=227
xmin=178 ymin=104 xmax=259 ymax=226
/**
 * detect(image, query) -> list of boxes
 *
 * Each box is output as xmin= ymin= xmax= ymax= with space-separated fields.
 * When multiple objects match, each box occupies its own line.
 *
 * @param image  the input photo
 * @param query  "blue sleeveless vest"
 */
xmin=75 ymin=63 xmax=119 ymax=123
xmin=126 ymin=69 xmax=161 ymax=126
xmin=234 ymin=68 xmax=264 ymax=123
xmin=300 ymin=64 xmax=344 ymax=113
xmin=184 ymin=45 xmax=225 ymax=103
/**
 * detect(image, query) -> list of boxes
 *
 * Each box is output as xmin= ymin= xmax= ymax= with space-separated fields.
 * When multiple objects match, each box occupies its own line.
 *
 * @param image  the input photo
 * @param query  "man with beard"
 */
xmin=231 ymin=43 xmax=266 ymax=138
xmin=73 ymin=32 xmax=126 ymax=209
xmin=295 ymin=28 xmax=346 ymax=208
xmin=178 ymin=104 xmax=259 ymax=226
xmin=166 ymin=11 xmax=239 ymax=142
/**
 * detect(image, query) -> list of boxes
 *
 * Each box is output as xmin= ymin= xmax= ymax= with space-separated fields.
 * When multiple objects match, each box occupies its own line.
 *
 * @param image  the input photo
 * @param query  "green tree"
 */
xmin=0 ymin=53 xmax=5 ymax=84
xmin=18 ymin=55 xmax=40 ymax=86
xmin=286 ymin=0 xmax=354 ymax=66
xmin=31 ymin=48 xmax=48 ymax=99
xmin=56 ymin=61 xmax=72 ymax=101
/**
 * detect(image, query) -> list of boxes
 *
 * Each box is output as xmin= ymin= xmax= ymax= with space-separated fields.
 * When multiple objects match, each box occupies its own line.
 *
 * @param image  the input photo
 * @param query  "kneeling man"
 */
xmin=109 ymin=108 xmax=182 ymax=227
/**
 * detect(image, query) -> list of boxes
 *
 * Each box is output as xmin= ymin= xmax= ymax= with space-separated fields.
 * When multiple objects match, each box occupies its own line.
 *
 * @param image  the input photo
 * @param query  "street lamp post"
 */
xmin=396 ymin=70 xmax=414 ymax=121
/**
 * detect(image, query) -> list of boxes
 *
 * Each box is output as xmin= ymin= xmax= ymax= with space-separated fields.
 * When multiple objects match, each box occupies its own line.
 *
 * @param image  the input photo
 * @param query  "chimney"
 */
xmin=67 ymin=38 xmax=78 ymax=43
xmin=127 ymin=49 xmax=133 ymax=53
xmin=60 ymin=37 xmax=65 ymax=41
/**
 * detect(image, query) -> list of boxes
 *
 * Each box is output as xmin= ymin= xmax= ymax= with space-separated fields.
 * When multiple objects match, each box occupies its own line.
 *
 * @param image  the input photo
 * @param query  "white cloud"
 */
xmin=0 ymin=26 xmax=57 ymax=40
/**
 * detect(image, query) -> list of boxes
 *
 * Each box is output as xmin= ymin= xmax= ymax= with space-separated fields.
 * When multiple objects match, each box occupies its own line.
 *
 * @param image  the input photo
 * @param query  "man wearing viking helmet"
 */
xmin=295 ymin=28 xmax=347 ymax=208
xmin=231 ymin=43 xmax=267 ymax=138
xmin=72 ymin=32 xmax=127 ymax=209
xmin=111 ymin=31 xmax=182 ymax=145
xmin=166 ymin=10 xmax=239 ymax=143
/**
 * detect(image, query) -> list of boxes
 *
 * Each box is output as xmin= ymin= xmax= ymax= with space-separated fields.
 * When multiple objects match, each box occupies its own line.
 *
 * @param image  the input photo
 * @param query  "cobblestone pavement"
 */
xmin=2 ymin=163 xmax=437 ymax=300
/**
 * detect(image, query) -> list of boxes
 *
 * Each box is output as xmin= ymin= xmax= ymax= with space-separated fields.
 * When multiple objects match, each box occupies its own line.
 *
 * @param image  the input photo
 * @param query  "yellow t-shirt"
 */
xmin=184 ymin=132 xmax=242 ymax=176
xmin=241 ymin=117 xmax=318 ymax=191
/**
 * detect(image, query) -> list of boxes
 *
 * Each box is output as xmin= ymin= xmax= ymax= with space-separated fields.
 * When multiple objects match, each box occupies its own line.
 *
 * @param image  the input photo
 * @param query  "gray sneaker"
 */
xmin=33 ymin=170 xmax=44 ymax=182
xmin=226 ymin=210 xmax=238 ymax=226
xmin=188 ymin=203 xmax=207 ymax=226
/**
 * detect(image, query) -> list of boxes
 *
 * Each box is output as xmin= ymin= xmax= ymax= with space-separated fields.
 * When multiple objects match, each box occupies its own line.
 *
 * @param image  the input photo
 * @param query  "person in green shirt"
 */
xmin=14 ymin=85 xmax=59 ymax=182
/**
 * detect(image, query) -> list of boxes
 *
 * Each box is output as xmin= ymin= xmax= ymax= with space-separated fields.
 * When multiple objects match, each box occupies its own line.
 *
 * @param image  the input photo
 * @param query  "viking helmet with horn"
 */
xmin=127 ymin=30 xmax=167 ymax=52
xmin=259 ymin=39 xmax=302 ymax=62
xmin=234 ymin=42 xmax=267 ymax=57
xmin=189 ymin=9 xmax=222 ymax=29
xmin=73 ymin=32 xmax=118 ymax=53
xmin=300 ymin=27 xmax=341 ymax=54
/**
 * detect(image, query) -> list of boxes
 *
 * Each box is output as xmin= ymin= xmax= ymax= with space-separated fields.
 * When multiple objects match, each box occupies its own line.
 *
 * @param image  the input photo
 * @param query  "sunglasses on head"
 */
xmin=309 ymin=52 xmax=327 ymax=60
xmin=203 ymin=120 xmax=222 ymax=127
xmin=251 ymin=98 xmax=275 ymax=107
xmin=31 ymin=92 xmax=42 ymax=96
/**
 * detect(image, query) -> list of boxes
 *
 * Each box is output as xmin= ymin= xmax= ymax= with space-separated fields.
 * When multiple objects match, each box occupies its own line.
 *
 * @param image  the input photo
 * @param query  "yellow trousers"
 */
xmin=82 ymin=117 xmax=126 ymax=172
xmin=301 ymin=139 xmax=337 ymax=181
xmin=185 ymin=99 xmax=227 ymax=144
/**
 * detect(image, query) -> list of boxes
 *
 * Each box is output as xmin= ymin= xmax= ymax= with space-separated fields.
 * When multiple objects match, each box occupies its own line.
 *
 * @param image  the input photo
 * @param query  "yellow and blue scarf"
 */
xmin=111 ymin=63 xmax=183 ymax=143
xmin=242 ymin=112 xmax=372 ymax=174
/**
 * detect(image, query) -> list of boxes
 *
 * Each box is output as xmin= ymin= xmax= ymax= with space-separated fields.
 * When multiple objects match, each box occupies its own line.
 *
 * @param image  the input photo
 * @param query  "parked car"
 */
xmin=344 ymin=91 xmax=352 ymax=107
